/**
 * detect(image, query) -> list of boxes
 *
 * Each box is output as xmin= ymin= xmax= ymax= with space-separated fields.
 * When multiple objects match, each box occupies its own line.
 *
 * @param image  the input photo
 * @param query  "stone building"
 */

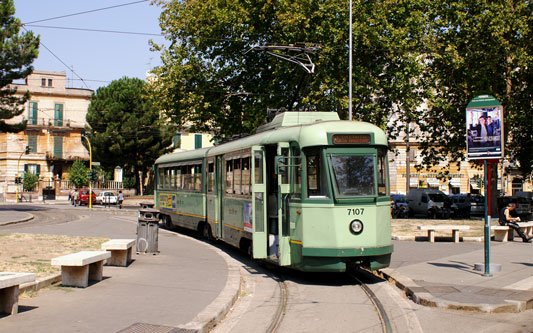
xmin=0 ymin=70 xmax=93 ymax=200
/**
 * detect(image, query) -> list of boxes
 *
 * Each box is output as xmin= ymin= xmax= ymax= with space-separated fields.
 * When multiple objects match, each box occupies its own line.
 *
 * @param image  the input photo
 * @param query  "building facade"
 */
xmin=0 ymin=70 xmax=93 ymax=200
xmin=388 ymin=128 xmax=529 ymax=196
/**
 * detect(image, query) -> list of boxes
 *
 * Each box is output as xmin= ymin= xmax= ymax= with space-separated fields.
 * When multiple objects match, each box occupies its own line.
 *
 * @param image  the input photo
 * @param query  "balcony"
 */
xmin=24 ymin=117 xmax=79 ymax=129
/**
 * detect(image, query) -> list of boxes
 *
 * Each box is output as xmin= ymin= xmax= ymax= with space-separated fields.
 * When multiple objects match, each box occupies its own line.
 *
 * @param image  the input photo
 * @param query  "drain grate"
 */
xmin=116 ymin=322 xmax=198 ymax=333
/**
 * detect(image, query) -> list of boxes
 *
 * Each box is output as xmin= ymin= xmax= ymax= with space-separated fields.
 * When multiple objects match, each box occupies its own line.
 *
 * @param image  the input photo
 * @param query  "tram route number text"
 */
xmin=347 ymin=208 xmax=364 ymax=216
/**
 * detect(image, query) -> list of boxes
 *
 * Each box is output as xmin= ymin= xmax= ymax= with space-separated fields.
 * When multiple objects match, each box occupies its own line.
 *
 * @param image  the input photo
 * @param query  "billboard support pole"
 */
xmin=483 ymin=159 xmax=492 ymax=277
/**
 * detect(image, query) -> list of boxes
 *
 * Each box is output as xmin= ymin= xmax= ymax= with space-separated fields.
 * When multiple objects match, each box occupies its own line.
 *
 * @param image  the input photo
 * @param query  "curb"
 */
xmin=19 ymin=273 xmax=62 ymax=294
xmin=376 ymin=268 xmax=531 ymax=313
xmin=0 ymin=212 xmax=34 ymax=226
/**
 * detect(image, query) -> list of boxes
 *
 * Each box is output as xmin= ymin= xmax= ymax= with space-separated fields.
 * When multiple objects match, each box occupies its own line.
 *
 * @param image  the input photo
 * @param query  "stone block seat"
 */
xmin=417 ymin=225 xmax=470 ymax=243
xmin=492 ymin=222 xmax=533 ymax=242
xmin=101 ymin=239 xmax=136 ymax=267
xmin=51 ymin=251 xmax=111 ymax=288
xmin=0 ymin=272 xmax=35 ymax=315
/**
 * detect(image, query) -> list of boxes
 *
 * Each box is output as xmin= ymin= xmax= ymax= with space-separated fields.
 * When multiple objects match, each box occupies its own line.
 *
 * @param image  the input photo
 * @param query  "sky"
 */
xmin=13 ymin=0 xmax=165 ymax=91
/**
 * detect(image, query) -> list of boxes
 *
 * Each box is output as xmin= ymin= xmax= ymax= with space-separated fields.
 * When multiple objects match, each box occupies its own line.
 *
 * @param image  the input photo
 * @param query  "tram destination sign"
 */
xmin=331 ymin=134 xmax=371 ymax=145
xmin=466 ymin=95 xmax=504 ymax=160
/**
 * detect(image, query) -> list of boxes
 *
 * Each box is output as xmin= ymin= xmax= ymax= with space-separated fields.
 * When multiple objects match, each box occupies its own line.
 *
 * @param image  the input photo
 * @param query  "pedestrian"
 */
xmin=499 ymin=203 xmax=532 ymax=243
xmin=118 ymin=190 xmax=124 ymax=209
xmin=73 ymin=190 xmax=79 ymax=207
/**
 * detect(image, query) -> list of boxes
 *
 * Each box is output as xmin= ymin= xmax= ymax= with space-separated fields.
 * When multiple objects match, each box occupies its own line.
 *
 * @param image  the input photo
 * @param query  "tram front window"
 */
xmin=329 ymin=155 xmax=375 ymax=196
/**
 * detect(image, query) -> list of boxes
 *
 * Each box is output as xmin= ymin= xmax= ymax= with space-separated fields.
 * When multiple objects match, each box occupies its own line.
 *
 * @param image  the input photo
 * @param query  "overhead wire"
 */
xmin=22 ymin=26 xmax=90 ymax=90
xmin=21 ymin=0 xmax=150 ymax=25
xmin=24 ymin=24 xmax=162 ymax=37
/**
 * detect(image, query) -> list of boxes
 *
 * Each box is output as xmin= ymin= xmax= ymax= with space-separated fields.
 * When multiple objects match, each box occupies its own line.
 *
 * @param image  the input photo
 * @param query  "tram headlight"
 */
xmin=349 ymin=219 xmax=363 ymax=235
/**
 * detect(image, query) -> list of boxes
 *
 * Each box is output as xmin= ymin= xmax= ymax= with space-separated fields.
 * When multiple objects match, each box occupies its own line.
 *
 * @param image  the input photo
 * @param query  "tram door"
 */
xmin=251 ymin=146 xmax=267 ymax=258
xmin=277 ymin=142 xmax=291 ymax=266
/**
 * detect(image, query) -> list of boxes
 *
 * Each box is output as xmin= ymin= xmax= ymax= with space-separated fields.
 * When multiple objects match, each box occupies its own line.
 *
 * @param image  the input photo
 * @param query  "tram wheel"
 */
xmin=202 ymin=222 xmax=212 ymax=241
xmin=163 ymin=215 xmax=173 ymax=229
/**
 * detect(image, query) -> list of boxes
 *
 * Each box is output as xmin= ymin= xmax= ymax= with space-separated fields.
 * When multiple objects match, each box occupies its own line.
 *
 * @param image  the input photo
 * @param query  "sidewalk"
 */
xmin=0 ymin=208 xmax=240 ymax=332
xmin=382 ymin=239 xmax=533 ymax=313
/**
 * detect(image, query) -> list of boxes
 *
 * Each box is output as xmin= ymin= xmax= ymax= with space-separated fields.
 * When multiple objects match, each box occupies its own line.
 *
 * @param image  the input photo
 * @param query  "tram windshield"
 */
xmin=329 ymin=155 xmax=376 ymax=196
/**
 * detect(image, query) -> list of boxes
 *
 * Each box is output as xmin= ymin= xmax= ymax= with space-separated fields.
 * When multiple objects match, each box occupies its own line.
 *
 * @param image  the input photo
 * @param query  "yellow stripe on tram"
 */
xmin=290 ymin=239 xmax=302 ymax=245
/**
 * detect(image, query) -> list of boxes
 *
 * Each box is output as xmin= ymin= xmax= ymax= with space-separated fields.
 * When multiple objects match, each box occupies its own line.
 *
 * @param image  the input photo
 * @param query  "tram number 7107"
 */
xmin=347 ymin=208 xmax=364 ymax=216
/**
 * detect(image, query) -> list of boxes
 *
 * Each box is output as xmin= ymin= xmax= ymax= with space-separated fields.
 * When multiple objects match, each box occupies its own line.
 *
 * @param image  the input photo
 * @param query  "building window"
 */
xmin=54 ymin=104 xmax=63 ymax=126
xmin=53 ymin=136 xmax=63 ymax=159
xmin=28 ymin=102 xmax=38 ymax=125
xmin=41 ymin=78 xmax=46 ymax=87
xmin=24 ymin=164 xmax=40 ymax=175
xmin=48 ymin=79 xmax=53 ymax=87
xmin=194 ymin=134 xmax=202 ymax=149
xmin=173 ymin=133 xmax=181 ymax=149
xmin=28 ymin=135 xmax=37 ymax=153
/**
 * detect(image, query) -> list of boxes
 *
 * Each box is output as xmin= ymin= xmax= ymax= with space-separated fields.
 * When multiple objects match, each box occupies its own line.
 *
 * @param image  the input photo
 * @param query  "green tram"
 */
xmin=154 ymin=111 xmax=393 ymax=272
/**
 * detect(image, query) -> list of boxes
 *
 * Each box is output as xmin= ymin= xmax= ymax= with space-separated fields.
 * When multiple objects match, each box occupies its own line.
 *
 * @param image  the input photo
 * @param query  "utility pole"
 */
xmin=349 ymin=0 xmax=353 ymax=121
xmin=405 ymin=121 xmax=410 ymax=195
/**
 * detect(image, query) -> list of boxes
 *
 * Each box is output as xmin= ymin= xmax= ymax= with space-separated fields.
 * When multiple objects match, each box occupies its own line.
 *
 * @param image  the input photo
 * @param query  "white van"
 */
xmin=407 ymin=189 xmax=452 ymax=218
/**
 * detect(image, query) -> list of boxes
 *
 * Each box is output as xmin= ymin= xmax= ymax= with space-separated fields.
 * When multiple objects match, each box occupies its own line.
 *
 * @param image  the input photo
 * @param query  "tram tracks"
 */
xmin=267 ymin=270 xmax=392 ymax=333
xmin=350 ymin=272 xmax=393 ymax=333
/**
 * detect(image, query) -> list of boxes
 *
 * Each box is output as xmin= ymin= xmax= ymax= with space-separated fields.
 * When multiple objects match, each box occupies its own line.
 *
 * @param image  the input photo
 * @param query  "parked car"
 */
xmin=78 ymin=189 xmax=96 ymax=206
xmin=407 ymin=188 xmax=456 ymax=218
xmin=391 ymin=194 xmax=409 ymax=218
xmin=469 ymin=194 xmax=485 ymax=216
xmin=96 ymin=191 xmax=117 ymax=205
xmin=515 ymin=191 xmax=533 ymax=216
xmin=497 ymin=196 xmax=531 ymax=220
xmin=450 ymin=194 xmax=471 ymax=218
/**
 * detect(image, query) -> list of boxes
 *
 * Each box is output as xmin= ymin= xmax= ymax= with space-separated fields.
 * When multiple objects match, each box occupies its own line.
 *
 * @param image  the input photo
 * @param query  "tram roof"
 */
xmin=155 ymin=112 xmax=387 ymax=165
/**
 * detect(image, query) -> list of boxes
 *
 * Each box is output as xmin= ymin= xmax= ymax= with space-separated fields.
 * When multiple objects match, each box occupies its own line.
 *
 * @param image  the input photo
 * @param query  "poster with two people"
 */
xmin=466 ymin=95 xmax=504 ymax=160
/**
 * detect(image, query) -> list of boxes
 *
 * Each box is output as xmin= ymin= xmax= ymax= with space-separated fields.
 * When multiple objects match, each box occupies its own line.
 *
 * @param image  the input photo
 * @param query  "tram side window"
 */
xmin=207 ymin=162 xmax=215 ymax=193
xmin=242 ymin=157 xmax=250 ymax=195
xmin=226 ymin=159 xmax=233 ymax=194
xmin=305 ymin=148 xmax=329 ymax=198
xmin=234 ymin=159 xmax=241 ymax=194
xmin=158 ymin=168 xmax=164 ymax=190
xmin=254 ymin=151 xmax=263 ymax=184
xmin=291 ymin=146 xmax=302 ymax=199
xmin=377 ymin=148 xmax=389 ymax=196
xmin=193 ymin=164 xmax=202 ymax=191
xmin=165 ymin=168 xmax=171 ymax=189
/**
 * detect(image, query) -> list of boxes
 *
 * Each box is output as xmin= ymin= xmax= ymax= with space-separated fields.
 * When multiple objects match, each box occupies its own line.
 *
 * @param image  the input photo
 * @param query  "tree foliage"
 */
xmin=69 ymin=160 xmax=88 ymax=188
xmin=0 ymin=0 xmax=39 ymax=133
xmin=151 ymin=0 xmax=532 ymax=177
xmin=86 ymin=77 xmax=174 ymax=191
xmin=150 ymin=0 xmax=428 ymax=142
xmin=417 ymin=1 xmax=533 ymax=176
xmin=22 ymin=172 xmax=38 ymax=191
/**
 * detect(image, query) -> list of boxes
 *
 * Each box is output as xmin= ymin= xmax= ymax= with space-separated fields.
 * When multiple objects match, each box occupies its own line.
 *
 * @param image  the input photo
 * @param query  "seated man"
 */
xmin=499 ymin=203 xmax=532 ymax=243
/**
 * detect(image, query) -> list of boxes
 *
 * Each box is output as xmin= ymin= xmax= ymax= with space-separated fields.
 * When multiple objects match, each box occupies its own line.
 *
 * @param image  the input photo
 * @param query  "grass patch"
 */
xmin=0 ymin=233 xmax=109 ymax=278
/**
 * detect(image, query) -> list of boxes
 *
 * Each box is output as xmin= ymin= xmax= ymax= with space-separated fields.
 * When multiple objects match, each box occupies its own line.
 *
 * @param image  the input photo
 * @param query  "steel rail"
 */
xmin=350 ymin=273 xmax=393 ymax=333
xmin=266 ymin=274 xmax=288 ymax=333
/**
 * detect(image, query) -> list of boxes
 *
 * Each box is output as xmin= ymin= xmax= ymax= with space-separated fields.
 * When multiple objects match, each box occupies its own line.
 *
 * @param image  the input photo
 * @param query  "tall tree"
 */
xmin=150 ymin=0 xmax=429 ymax=142
xmin=417 ymin=1 xmax=532 ymax=175
xmin=86 ymin=77 xmax=174 ymax=193
xmin=0 ymin=0 xmax=39 ymax=133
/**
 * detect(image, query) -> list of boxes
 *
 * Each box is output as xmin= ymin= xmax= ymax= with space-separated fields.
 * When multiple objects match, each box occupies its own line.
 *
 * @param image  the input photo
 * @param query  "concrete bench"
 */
xmin=491 ymin=226 xmax=510 ymax=242
xmin=51 ymin=251 xmax=111 ymax=288
xmin=101 ymin=239 xmax=136 ymax=267
xmin=0 ymin=272 xmax=35 ymax=315
xmin=492 ymin=222 xmax=533 ymax=242
xmin=417 ymin=225 xmax=470 ymax=243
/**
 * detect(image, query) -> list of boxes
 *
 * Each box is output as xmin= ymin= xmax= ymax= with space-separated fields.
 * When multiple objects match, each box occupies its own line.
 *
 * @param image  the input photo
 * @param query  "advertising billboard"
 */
xmin=466 ymin=95 xmax=504 ymax=160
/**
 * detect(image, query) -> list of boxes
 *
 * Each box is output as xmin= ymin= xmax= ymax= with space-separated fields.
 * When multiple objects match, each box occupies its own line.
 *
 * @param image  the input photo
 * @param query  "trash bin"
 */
xmin=137 ymin=208 xmax=160 ymax=254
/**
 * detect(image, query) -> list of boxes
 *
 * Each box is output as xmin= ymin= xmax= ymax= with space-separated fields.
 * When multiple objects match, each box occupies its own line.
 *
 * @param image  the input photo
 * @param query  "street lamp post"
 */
xmin=349 ymin=0 xmax=353 ymax=121
xmin=81 ymin=135 xmax=93 ymax=209
xmin=16 ymin=146 xmax=31 ymax=203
